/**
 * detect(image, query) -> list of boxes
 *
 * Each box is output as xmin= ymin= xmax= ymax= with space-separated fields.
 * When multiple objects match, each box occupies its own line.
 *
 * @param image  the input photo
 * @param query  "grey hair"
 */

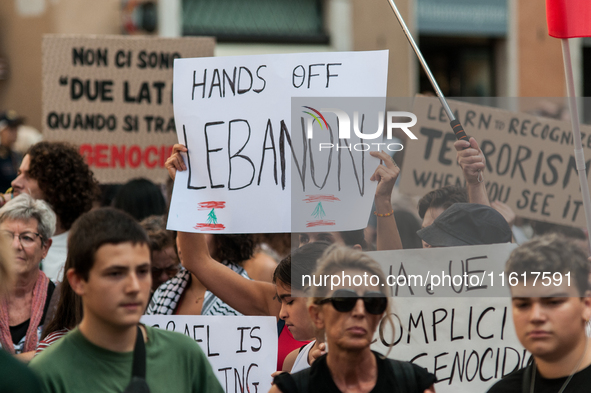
xmin=0 ymin=194 xmax=56 ymax=241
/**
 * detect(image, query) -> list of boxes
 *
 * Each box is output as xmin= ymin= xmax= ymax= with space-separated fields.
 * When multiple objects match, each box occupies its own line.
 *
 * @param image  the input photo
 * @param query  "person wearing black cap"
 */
xmin=0 ymin=110 xmax=24 ymax=193
xmin=416 ymin=202 xmax=512 ymax=247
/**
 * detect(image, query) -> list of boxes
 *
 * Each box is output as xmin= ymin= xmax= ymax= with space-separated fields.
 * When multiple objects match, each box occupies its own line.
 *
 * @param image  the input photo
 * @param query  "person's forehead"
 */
xmin=329 ymin=268 xmax=381 ymax=294
xmin=0 ymin=217 xmax=39 ymax=230
xmin=421 ymin=207 xmax=445 ymax=228
xmin=276 ymin=280 xmax=291 ymax=295
xmin=92 ymin=242 xmax=150 ymax=270
xmin=151 ymin=247 xmax=177 ymax=267
xmin=305 ymin=231 xmax=345 ymax=244
xmin=19 ymin=155 xmax=31 ymax=170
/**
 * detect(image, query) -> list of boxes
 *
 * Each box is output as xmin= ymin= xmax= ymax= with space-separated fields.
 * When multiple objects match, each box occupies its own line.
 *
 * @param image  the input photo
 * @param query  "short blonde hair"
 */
xmin=307 ymin=245 xmax=396 ymax=356
xmin=308 ymin=245 xmax=390 ymax=301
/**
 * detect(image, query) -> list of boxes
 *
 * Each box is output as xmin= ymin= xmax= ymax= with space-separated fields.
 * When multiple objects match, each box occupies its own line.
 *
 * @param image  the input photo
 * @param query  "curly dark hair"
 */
xmin=212 ymin=234 xmax=254 ymax=266
xmin=27 ymin=142 xmax=99 ymax=231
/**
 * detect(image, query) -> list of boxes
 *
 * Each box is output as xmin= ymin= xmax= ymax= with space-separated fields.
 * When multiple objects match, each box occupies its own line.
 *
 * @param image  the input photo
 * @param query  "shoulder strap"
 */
xmin=522 ymin=363 xmax=533 ymax=393
xmin=132 ymin=325 xmax=146 ymax=378
xmin=387 ymin=359 xmax=418 ymax=393
xmin=123 ymin=325 xmax=150 ymax=393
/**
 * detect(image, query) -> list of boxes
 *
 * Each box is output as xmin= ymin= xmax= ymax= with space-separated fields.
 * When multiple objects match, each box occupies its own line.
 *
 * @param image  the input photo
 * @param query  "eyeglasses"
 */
xmin=151 ymin=264 xmax=181 ymax=277
xmin=0 ymin=230 xmax=43 ymax=248
xmin=317 ymin=289 xmax=388 ymax=315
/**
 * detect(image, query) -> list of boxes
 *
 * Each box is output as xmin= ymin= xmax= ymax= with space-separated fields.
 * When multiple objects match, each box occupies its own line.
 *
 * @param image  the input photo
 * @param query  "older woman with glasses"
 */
xmin=0 ymin=194 xmax=57 ymax=362
xmin=271 ymin=245 xmax=436 ymax=393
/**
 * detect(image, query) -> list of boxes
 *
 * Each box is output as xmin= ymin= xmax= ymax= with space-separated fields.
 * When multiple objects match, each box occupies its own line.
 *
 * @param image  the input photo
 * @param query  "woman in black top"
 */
xmin=271 ymin=245 xmax=436 ymax=393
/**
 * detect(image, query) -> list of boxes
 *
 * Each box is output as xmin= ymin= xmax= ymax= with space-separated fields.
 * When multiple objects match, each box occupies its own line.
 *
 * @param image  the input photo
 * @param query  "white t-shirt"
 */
xmin=42 ymin=230 xmax=68 ymax=282
xmin=290 ymin=340 xmax=315 ymax=373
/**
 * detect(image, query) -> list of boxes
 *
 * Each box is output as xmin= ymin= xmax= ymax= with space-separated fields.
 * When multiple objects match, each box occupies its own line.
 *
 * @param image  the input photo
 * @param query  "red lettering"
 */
xmin=159 ymin=145 xmax=167 ymax=167
xmin=128 ymin=145 xmax=142 ymax=168
xmin=95 ymin=144 xmax=108 ymax=168
xmin=79 ymin=144 xmax=93 ymax=166
xmin=79 ymin=144 xmax=173 ymax=169
xmin=111 ymin=145 xmax=126 ymax=168
xmin=145 ymin=146 xmax=158 ymax=168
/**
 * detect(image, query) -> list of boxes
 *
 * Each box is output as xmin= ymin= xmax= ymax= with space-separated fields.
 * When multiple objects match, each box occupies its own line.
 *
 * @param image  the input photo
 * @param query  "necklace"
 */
xmin=190 ymin=286 xmax=204 ymax=304
xmin=187 ymin=275 xmax=205 ymax=305
xmin=529 ymin=340 xmax=589 ymax=393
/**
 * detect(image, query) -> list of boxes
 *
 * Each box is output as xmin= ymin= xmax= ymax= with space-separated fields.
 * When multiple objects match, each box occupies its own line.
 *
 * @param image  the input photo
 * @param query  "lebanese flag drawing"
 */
xmin=546 ymin=0 xmax=591 ymax=38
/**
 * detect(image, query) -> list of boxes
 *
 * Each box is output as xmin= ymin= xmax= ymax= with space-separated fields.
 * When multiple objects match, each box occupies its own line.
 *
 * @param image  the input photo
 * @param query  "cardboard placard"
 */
xmin=400 ymin=95 xmax=591 ymax=227
xmin=42 ymin=34 xmax=215 ymax=183
xmin=369 ymin=244 xmax=528 ymax=393
xmin=140 ymin=315 xmax=277 ymax=393
xmin=167 ymin=51 xmax=389 ymax=233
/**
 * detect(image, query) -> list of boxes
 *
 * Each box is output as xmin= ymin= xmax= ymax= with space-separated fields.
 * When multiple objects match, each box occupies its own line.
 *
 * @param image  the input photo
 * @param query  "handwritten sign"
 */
xmin=42 ymin=34 xmax=215 ymax=183
xmin=400 ymin=95 xmax=591 ymax=227
xmin=369 ymin=244 xmax=529 ymax=393
xmin=167 ymin=51 xmax=388 ymax=233
xmin=140 ymin=315 xmax=277 ymax=393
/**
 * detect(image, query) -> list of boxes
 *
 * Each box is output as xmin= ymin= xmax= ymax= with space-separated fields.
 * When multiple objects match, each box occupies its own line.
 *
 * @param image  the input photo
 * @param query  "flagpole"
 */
xmin=385 ymin=0 xmax=468 ymax=143
xmin=561 ymin=38 xmax=591 ymax=250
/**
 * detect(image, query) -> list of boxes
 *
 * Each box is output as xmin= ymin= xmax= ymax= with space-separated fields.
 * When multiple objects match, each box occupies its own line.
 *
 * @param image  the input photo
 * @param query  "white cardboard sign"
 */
xmin=168 ymin=51 xmax=388 ymax=233
xmin=140 ymin=315 xmax=277 ymax=393
xmin=369 ymin=244 xmax=529 ymax=393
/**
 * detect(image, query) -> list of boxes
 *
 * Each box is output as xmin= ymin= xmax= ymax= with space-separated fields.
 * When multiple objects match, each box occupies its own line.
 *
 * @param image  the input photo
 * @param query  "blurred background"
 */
xmin=0 ymin=0 xmax=589 ymax=132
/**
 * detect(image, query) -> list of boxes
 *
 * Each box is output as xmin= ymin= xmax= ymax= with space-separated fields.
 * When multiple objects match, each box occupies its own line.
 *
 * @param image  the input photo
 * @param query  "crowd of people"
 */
xmin=0 ymin=111 xmax=590 ymax=393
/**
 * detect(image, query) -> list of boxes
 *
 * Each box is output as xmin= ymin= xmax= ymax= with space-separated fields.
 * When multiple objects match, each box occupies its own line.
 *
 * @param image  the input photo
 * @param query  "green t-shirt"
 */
xmin=0 ymin=349 xmax=42 ymax=393
xmin=29 ymin=326 xmax=224 ymax=393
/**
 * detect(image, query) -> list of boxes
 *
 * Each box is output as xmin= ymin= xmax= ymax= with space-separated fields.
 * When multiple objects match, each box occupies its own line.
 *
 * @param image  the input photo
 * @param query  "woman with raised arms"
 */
xmin=164 ymin=144 xmax=403 ymax=372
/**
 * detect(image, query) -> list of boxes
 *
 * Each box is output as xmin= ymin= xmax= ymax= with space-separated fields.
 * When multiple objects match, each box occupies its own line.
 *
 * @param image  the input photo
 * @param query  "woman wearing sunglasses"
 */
xmin=271 ymin=245 xmax=436 ymax=393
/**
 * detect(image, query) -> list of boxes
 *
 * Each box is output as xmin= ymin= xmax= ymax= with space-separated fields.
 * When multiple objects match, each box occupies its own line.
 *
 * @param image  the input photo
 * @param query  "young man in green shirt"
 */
xmin=30 ymin=208 xmax=224 ymax=393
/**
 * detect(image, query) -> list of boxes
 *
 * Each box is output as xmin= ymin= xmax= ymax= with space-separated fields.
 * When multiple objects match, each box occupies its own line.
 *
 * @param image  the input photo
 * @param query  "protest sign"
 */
xmin=167 ymin=51 xmax=389 ymax=233
xmin=140 ymin=315 xmax=277 ymax=393
xmin=400 ymin=95 xmax=591 ymax=227
xmin=369 ymin=244 xmax=528 ymax=393
xmin=42 ymin=34 xmax=215 ymax=183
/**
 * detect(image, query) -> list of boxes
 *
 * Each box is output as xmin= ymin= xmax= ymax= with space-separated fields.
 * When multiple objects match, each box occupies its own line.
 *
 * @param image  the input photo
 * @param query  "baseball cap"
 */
xmin=416 ymin=203 xmax=512 ymax=247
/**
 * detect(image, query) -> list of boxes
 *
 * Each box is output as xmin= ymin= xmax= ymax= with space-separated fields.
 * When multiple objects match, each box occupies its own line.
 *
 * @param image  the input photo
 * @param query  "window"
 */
xmin=182 ymin=0 xmax=328 ymax=43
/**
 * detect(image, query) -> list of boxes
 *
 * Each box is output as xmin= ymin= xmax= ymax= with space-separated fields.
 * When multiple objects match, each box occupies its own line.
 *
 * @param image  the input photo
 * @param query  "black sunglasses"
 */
xmin=317 ymin=289 xmax=388 ymax=315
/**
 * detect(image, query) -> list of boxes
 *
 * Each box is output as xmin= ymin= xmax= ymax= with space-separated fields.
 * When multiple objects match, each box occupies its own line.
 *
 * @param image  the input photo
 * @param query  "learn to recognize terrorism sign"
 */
xmin=167 ymin=51 xmax=390 ymax=234
xmin=400 ymin=95 xmax=591 ymax=227
xmin=42 ymin=34 xmax=215 ymax=183
xmin=140 ymin=315 xmax=277 ymax=393
xmin=369 ymin=243 xmax=528 ymax=393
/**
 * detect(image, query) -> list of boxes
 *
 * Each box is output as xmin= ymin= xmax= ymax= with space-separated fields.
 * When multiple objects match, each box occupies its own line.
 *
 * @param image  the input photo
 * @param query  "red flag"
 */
xmin=546 ymin=0 xmax=591 ymax=38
